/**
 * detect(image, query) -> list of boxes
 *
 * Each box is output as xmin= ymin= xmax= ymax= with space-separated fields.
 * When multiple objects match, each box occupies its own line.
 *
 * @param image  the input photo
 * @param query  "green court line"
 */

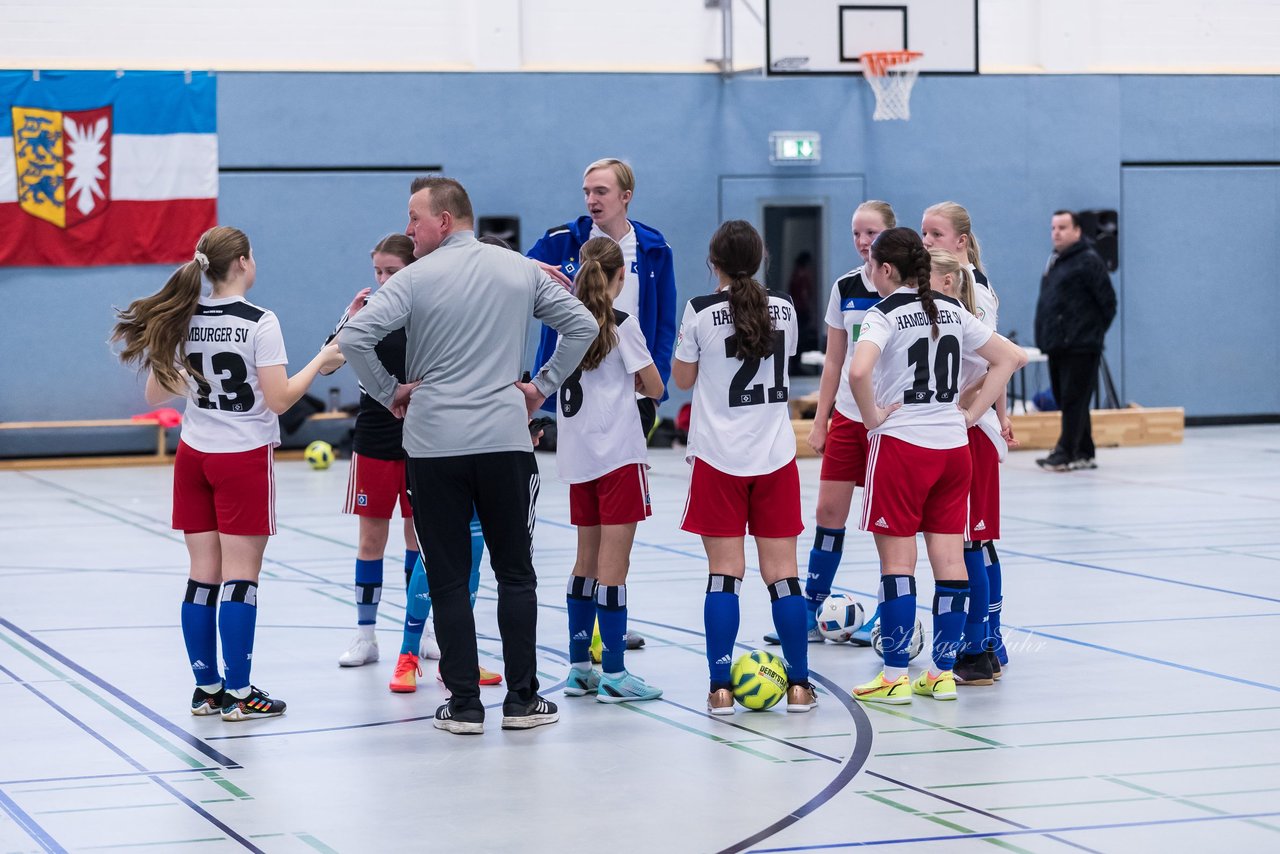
xmin=0 ymin=631 xmax=208 ymax=770
xmin=1102 ymin=776 xmax=1280 ymax=834
xmin=615 ymin=701 xmax=784 ymax=763
xmin=198 ymin=798 xmax=235 ymax=804
xmin=876 ymin=745 xmax=997 ymax=757
xmin=13 ymin=779 xmax=150 ymax=794
xmin=276 ymin=523 xmax=358 ymax=551
xmin=862 ymin=704 xmax=1008 ymax=747
xmin=201 ymin=770 xmax=250 ymax=800
xmin=876 ymin=704 xmax=1280 ymax=735
xmin=295 ymin=832 xmax=341 ymax=853
xmin=1022 ymin=725 xmax=1280 ymax=749
xmin=36 ymin=801 xmax=175 ymax=815
xmin=926 ymin=760 xmax=1280 ymax=793
xmin=81 ymin=837 xmax=225 ymax=849
xmin=860 ymin=792 xmax=1036 ymax=854
xmin=66 ymin=498 xmax=183 ymax=544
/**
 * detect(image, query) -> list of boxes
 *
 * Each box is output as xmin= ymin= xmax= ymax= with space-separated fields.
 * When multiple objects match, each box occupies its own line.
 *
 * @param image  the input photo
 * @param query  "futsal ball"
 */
xmin=872 ymin=616 xmax=926 ymax=662
xmin=730 ymin=650 xmax=788 ymax=711
xmin=817 ymin=594 xmax=866 ymax=643
xmin=304 ymin=440 xmax=334 ymax=470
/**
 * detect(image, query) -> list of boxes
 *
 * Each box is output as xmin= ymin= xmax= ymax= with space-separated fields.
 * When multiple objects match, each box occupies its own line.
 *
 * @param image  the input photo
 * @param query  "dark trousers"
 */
xmin=637 ymin=397 xmax=657 ymax=437
xmin=406 ymin=451 xmax=540 ymax=708
xmin=1047 ymin=350 xmax=1101 ymax=461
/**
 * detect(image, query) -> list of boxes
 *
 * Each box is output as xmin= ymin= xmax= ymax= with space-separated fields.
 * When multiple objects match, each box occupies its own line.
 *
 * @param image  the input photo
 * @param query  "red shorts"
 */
xmin=172 ymin=441 xmax=275 ymax=536
xmin=820 ymin=410 xmax=869 ymax=485
xmin=966 ymin=426 xmax=1001 ymax=541
xmin=681 ymin=458 xmax=804 ymax=539
xmin=569 ymin=464 xmax=652 ymax=526
xmin=860 ymin=434 xmax=971 ymax=537
xmin=344 ymin=452 xmax=412 ymax=519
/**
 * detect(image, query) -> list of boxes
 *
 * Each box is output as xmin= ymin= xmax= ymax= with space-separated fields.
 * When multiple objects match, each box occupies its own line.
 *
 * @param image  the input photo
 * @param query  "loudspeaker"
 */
xmin=477 ymin=216 xmax=520 ymax=252
xmin=1077 ymin=209 xmax=1118 ymax=272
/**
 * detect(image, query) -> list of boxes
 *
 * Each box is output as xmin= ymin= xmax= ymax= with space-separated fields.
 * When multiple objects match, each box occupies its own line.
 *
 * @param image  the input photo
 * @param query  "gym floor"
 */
xmin=2 ymin=425 xmax=1278 ymax=853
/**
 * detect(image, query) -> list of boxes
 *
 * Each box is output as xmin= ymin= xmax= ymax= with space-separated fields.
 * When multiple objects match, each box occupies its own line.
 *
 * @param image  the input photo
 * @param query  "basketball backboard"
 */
xmin=765 ymin=0 xmax=978 ymax=75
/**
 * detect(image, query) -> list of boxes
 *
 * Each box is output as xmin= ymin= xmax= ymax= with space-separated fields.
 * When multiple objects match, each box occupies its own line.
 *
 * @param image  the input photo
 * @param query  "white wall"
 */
xmin=0 ymin=0 xmax=1276 ymax=73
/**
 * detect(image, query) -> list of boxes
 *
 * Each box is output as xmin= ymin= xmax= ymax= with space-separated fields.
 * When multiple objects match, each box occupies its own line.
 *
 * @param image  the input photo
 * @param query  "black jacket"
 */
xmin=1034 ymin=239 xmax=1117 ymax=353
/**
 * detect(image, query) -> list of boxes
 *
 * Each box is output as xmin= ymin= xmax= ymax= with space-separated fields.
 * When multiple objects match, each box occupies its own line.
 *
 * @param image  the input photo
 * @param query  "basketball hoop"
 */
xmin=860 ymin=51 xmax=924 ymax=121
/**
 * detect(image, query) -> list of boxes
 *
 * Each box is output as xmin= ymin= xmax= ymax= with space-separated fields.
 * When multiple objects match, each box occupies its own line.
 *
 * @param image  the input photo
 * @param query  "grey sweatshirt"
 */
xmin=337 ymin=230 xmax=596 ymax=458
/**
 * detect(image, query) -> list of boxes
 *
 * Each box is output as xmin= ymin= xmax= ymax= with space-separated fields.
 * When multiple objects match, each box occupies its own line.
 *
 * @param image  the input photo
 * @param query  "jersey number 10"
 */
xmin=904 ymin=335 xmax=960 ymax=405
xmin=725 ymin=331 xmax=788 ymax=408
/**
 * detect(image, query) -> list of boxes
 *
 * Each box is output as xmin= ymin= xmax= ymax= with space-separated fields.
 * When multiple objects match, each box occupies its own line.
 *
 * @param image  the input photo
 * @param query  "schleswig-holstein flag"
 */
xmin=0 ymin=70 xmax=216 ymax=267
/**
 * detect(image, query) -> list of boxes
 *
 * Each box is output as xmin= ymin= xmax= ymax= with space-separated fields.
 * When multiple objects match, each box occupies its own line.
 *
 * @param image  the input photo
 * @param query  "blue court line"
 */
xmin=0 ymin=617 xmax=240 ymax=768
xmin=998 ymin=547 xmax=1280 ymax=605
xmin=1 ymin=768 xmax=218 ymax=787
xmin=0 ymin=661 xmax=263 ymax=853
xmin=748 ymin=809 xmax=1280 ymax=851
xmin=0 ymin=785 xmax=65 ymax=853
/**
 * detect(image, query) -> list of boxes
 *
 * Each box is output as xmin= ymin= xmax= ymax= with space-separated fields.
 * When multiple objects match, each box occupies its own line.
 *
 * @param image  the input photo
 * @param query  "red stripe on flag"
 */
xmin=0 ymin=198 xmax=217 ymax=267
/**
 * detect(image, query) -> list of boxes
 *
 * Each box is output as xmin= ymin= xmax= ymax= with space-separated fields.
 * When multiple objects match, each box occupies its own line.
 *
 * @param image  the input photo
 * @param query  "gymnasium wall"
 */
xmin=2 ymin=70 xmax=1277 ymax=422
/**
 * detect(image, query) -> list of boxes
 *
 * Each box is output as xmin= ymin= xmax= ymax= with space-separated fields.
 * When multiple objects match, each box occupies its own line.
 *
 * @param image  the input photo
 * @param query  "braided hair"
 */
xmin=709 ymin=220 xmax=773 ymax=359
xmin=870 ymin=227 xmax=939 ymax=339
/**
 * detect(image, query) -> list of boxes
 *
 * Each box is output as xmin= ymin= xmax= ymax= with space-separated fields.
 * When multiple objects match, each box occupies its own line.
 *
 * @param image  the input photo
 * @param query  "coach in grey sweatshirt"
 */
xmin=337 ymin=176 xmax=595 ymax=735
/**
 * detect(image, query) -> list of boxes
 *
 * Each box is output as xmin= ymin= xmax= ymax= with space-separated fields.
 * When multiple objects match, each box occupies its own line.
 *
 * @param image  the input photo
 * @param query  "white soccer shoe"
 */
xmin=420 ymin=627 xmax=442 ymax=660
xmin=338 ymin=633 xmax=380 ymax=667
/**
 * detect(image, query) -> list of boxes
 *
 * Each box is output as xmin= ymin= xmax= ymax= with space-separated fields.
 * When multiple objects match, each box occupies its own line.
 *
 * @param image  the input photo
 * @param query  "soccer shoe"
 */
xmin=433 ymin=701 xmax=484 ymax=735
xmin=596 ymin=671 xmax=663 ymax=704
xmin=501 ymin=695 xmax=560 ymax=730
xmin=419 ymin=627 xmax=441 ymax=660
xmin=1036 ymin=451 xmax=1072 ymax=472
xmin=786 ymin=681 xmax=819 ymax=713
xmin=589 ymin=621 xmax=603 ymax=664
xmin=952 ymin=652 xmax=995 ymax=686
xmin=849 ymin=608 xmax=879 ymax=647
xmin=1070 ymin=457 xmax=1098 ymax=471
xmin=221 ymin=686 xmax=286 ymax=721
xmin=435 ymin=665 xmax=503 ymax=686
xmin=912 ymin=669 xmax=958 ymax=701
xmin=763 ymin=626 xmax=825 ymax=645
xmin=987 ymin=650 xmax=1003 ymax=680
xmin=389 ymin=653 xmax=421 ymax=693
xmin=852 ymin=672 xmax=911 ymax=705
xmin=564 ymin=667 xmax=602 ymax=696
xmin=338 ymin=633 xmax=380 ymax=667
xmin=191 ymin=685 xmax=224 ymax=716
xmin=707 ymin=687 xmax=735 ymax=716
xmin=624 ymin=630 xmax=646 ymax=650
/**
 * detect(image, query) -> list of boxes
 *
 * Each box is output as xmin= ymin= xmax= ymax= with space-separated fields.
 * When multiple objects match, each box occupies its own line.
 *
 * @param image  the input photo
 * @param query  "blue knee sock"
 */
xmin=704 ymin=575 xmax=741 ymax=688
xmin=354 ymin=558 xmax=383 ymax=627
xmin=805 ymin=526 xmax=844 ymax=623
xmin=962 ymin=543 xmax=989 ymax=655
xmin=986 ymin=542 xmax=1004 ymax=657
xmin=469 ymin=512 xmax=483 ymax=609
xmin=596 ymin=584 xmax=627 ymax=675
xmin=404 ymin=550 xmax=419 ymax=588
xmin=769 ymin=577 xmax=809 ymax=683
xmin=400 ymin=557 xmax=431 ymax=655
xmin=878 ymin=575 xmax=917 ymax=676
xmin=566 ymin=575 xmax=597 ymax=665
xmin=181 ymin=580 xmax=220 ymax=687
xmin=932 ymin=580 xmax=970 ymax=673
xmin=219 ymin=581 xmax=258 ymax=692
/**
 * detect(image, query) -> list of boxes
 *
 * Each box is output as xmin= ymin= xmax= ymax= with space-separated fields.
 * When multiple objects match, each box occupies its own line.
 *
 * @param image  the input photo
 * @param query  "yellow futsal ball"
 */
xmin=731 ymin=650 xmax=788 ymax=711
xmin=304 ymin=440 xmax=334 ymax=470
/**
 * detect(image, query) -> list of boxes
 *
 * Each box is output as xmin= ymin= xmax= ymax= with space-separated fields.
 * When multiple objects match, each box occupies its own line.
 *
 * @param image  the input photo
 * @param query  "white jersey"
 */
xmin=856 ymin=287 xmax=993 ymax=450
xmin=556 ymin=312 xmax=653 ymax=483
xmin=180 ymin=296 xmax=288 ymax=453
xmin=823 ymin=266 xmax=880 ymax=421
xmin=589 ymin=223 xmax=640 ymax=318
xmin=675 ymin=289 xmax=798 ymax=476
xmin=962 ymin=268 xmax=1007 ymax=459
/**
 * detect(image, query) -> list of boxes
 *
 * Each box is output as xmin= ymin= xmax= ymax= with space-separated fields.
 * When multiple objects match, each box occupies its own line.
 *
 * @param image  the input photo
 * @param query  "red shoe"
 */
xmin=436 ymin=665 xmax=504 ymax=686
xmin=389 ymin=653 xmax=421 ymax=693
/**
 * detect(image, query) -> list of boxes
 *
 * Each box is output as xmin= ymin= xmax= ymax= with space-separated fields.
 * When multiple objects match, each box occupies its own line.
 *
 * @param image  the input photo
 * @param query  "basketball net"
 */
xmin=860 ymin=51 xmax=923 ymax=121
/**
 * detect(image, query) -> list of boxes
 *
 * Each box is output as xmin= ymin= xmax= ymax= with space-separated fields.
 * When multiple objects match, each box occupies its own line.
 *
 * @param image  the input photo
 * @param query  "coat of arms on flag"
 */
xmin=1 ymin=71 xmax=217 ymax=267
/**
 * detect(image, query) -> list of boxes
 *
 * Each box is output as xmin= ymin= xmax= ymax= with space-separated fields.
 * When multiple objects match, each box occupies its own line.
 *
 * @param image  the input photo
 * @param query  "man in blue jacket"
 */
xmin=528 ymin=158 xmax=676 ymax=437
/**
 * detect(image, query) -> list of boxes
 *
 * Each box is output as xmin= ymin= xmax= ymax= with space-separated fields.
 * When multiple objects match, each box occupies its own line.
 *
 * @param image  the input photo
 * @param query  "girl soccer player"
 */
xmin=559 ymin=237 xmax=665 ymax=703
xmin=848 ymin=228 xmax=1025 ymax=705
xmin=112 ymin=226 xmax=344 ymax=720
xmin=673 ymin=220 xmax=817 ymax=716
xmin=768 ymin=201 xmax=896 ymax=647
xmin=922 ymin=203 xmax=1014 ymax=679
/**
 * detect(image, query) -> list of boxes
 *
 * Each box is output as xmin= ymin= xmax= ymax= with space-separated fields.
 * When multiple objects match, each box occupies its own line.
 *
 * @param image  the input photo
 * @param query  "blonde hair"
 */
xmin=112 ymin=226 xmax=252 ymax=395
xmin=583 ymin=158 xmax=636 ymax=196
xmin=575 ymin=237 xmax=625 ymax=372
xmin=924 ymin=201 xmax=983 ymax=273
xmin=853 ymin=199 xmax=896 ymax=229
xmin=928 ymin=248 xmax=976 ymax=315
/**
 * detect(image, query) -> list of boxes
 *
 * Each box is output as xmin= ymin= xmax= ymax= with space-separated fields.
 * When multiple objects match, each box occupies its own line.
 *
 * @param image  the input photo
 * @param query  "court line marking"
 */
xmin=0 ymin=784 xmax=65 ymax=853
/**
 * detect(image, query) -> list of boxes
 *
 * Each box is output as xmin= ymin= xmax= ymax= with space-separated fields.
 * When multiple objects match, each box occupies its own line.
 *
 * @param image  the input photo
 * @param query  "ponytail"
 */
xmin=575 ymin=237 xmax=624 ymax=372
xmin=709 ymin=220 xmax=773 ymax=359
xmin=910 ymin=242 xmax=940 ymax=339
xmin=928 ymin=247 xmax=976 ymax=314
xmin=870 ymin=227 xmax=937 ymax=338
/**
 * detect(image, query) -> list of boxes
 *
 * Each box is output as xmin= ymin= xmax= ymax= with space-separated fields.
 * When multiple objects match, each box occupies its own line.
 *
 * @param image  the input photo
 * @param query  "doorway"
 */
xmin=763 ymin=204 xmax=823 ymax=367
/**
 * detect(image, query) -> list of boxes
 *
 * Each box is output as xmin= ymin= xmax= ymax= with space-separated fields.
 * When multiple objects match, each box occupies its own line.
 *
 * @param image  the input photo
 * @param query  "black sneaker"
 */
xmin=191 ymin=685 xmax=224 ymax=716
xmin=952 ymin=652 xmax=995 ymax=686
xmin=624 ymin=630 xmax=646 ymax=650
xmin=501 ymin=694 xmax=560 ymax=730
xmin=434 ymin=701 xmax=484 ymax=735
xmin=987 ymin=649 xmax=1003 ymax=681
xmin=221 ymin=686 xmax=286 ymax=721
xmin=1036 ymin=452 xmax=1072 ymax=472
xmin=1069 ymin=457 xmax=1097 ymax=470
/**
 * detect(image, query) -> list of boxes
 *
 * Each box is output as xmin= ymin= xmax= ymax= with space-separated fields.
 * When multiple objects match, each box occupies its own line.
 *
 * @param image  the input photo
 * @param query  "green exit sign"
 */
xmin=770 ymin=132 xmax=821 ymax=165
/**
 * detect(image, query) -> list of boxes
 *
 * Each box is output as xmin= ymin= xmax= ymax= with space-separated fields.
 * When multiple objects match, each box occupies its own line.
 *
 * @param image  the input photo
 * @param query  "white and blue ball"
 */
xmin=816 ymin=594 xmax=866 ymax=643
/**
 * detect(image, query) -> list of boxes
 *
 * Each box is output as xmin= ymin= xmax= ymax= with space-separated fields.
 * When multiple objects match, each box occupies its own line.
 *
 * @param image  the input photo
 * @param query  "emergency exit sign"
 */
xmin=770 ymin=132 xmax=821 ymax=164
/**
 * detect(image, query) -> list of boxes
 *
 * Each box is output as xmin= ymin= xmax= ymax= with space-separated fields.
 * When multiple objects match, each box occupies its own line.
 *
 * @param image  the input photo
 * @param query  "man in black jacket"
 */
xmin=1034 ymin=210 xmax=1117 ymax=471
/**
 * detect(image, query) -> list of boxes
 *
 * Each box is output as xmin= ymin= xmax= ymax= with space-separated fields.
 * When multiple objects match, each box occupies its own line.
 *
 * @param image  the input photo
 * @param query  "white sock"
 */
xmin=198 ymin=682 xmax=223 ymax=694
xmin=358 ymin=625 xmax=376 ymax=641
xmin=571 ymin=661 xmax=592 ymax=672
xmin=884 ymin=666 xmax=908 ymax=681
xmin=226 ymin=686 xmax=250 ymax=699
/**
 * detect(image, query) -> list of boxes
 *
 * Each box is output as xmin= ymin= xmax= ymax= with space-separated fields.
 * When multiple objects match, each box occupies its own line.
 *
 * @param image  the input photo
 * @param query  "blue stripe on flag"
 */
xmin=0 ymin=71 xmax=215 ymax=136
xmin=842 ymin=298 xmax=879 ymax=311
